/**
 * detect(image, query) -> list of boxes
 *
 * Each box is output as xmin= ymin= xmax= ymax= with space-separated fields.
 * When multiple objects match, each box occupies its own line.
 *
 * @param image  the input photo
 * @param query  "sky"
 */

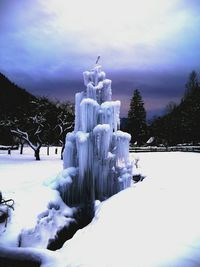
xmin=0 ymin=0 xmax=200 ymax=118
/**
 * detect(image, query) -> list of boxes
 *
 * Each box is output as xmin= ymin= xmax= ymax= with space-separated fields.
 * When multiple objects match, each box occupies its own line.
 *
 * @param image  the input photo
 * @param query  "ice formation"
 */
xmin=56 ymin=65 xmax=132 ymax=206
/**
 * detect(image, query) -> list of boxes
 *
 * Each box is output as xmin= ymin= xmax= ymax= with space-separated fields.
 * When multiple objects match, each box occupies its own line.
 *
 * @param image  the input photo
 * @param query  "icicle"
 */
xmin=93 ymin=65 xmax=103 ymax=85
xmin=75 ymin=92 xmax=85 ymax=132
xmin=102 ymin=79 xmax=112 ymax=102
xmin=93 ymin=124 xmax=111 ymax=159
xmin=113 ymin=130 xmax=131 ymax=165
xmin=75 ymin=131 xmax=89 ymax=186
xmin=86 ymin=83 xmax=97 ymax=100
xmin=51 ymin=167 xmax=78 ymax=204
xmin=99 ymin=101 xmax=120 ymax=131
xmin=63 ymin=132 xmax=76 ymax=169
xmin=59 ymin=64 xmax=133 ymax=206
xmin=83 ymin=71 xmax=91 ymax=86
xmin=80 ymin=98 xmax=99 ymax=132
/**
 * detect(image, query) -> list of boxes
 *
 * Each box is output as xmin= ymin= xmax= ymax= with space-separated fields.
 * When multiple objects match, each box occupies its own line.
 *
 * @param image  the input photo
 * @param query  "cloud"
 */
xmin=0 ymin=0 xmax=199 ymax=117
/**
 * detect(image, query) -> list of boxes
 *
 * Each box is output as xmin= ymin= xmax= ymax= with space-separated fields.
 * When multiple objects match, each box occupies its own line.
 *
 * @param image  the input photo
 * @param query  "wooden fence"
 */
xmin=0 ymin=145 xmax=19 ymax=150
xmin=129 ymin=146 xmax=200 ymax=153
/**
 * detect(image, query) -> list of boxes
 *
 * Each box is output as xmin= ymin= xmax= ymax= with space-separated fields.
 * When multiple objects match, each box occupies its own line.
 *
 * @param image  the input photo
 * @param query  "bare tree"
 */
xmin=1 ymin=114 xmax=46 ymax=160
xmin=55 ymin=112 xmax=74 ymax=159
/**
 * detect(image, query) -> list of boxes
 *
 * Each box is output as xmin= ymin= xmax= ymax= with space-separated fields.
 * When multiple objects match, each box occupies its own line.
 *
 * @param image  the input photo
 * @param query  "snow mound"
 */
xmin=56 ymin=152 xmax=200 ymax=267
xmin=19 ymin=192 xmax=75 ymax=249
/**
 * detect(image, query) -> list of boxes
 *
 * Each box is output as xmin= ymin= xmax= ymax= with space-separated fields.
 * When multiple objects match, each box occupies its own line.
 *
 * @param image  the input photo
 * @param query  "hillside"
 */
xmin=150 ymin=71 xmax=200 ymax=145
xmin=0 ymin=73 xmax=74 ymax=146
xmin=0 ymin=73 xmax=36 ymax=119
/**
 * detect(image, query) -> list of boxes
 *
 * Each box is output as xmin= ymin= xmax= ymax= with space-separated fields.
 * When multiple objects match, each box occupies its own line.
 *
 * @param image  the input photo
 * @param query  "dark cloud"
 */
xmin=111 ymin=69 xmax=188 ymax=97
xmin=3 ymin=67 xmax=190 ymax=118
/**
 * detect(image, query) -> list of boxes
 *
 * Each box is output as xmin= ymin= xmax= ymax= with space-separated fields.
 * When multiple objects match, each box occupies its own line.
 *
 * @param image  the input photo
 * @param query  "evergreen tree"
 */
xmin=128 ymin=89 xmax=147 ymax=145
xmin=150 ymin=70 xmax=200 ymax=145
xmin=181 ymin=70 xmax=200 ymax=144
xmin=184 ymin=70 xmax=199 ymax=99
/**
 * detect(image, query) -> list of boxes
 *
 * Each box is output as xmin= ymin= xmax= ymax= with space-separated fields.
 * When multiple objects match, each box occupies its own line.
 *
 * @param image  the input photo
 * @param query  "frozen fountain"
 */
xmin=53 ymin=64 xmax=132 ymax=209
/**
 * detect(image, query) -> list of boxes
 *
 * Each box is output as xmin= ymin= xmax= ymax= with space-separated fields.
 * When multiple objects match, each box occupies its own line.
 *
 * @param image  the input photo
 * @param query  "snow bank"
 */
xmin=0 ymin=147 xmax=75 ymax=249
xmin=19 ymin=191 xmax=75 ymax=249
xmin=57 ymin=152 xmax=200 ymax=267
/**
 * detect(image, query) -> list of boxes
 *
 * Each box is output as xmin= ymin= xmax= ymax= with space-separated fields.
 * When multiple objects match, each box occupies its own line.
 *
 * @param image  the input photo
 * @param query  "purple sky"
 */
xmin=0 ymin=0 xmax=200 ymax=118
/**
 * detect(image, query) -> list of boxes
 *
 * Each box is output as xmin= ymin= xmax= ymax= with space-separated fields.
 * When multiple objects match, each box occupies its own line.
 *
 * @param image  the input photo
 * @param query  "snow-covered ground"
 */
xmin=1 ymin=149 xmax=200 ymax=267
xmin=59 ymin=152 xmax=200 ymax=267
xmin=0 ymin=147 xmax=75 ymax=248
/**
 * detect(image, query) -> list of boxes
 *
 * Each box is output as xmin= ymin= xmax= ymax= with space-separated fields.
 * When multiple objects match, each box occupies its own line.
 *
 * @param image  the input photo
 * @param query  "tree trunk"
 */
xmin=20 ymin=143 xmax=24 ymax=154
xmin=34 ymin=149 xmax=40 ymax=160
xmin=61 ymin=145 xmax=64 ymax=160
xmin=47 ymin=145 xmax=49 ymax=156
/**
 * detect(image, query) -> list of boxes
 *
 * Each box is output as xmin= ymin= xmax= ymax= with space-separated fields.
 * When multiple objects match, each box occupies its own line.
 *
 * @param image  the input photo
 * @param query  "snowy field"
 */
xmin=0 ymin=147 xmax=75 ymax=248
xmin=59 ymin=152 xmax=200 ymax=267
xmin=0 ymin=146 xmax=62 ymax=194
xmin=1 ymin=148 xmax=200 ymax=267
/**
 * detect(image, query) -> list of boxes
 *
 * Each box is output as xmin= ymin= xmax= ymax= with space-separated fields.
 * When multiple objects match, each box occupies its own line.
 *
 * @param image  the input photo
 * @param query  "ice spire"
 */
xmin=54 ymin=64 xmax=133 ymax=206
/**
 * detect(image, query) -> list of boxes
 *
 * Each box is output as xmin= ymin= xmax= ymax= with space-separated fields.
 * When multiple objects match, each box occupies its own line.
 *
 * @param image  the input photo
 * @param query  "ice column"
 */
xmin=57 ymin=65 xmax=132 ymax=206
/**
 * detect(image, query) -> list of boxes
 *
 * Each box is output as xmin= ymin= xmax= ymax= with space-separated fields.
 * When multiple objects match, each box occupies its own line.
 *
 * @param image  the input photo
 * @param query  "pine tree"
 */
xmin=150 ymin=70 xmax=200 ymax=145
xmin=181 ymin=71 xmax=200 ymax=144
xmin=184 ymin=70 xmax=199 ymax=99
xmin=128 ymin=89 xmax=147 ymax=145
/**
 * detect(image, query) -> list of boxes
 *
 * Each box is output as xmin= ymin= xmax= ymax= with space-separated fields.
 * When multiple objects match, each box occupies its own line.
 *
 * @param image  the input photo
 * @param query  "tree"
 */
xmin=150 ymin=70 xmax=200 ymax=145
xmin=31 ymin=97 xmax=58 ymax=156
xmin=128 ymin=89 xmax=147 ymax=145
xmin=0 ymin=72 xmax=75 ymax=154
xmin=165 ymin=101 xmax=177 ymax=114
xmin=181 ymin=71 xmax=200 ymax=144
xmin=2 ymin=114 xmax=46 ymax=160
xmin=184 ymin=70 xmax=199 ymax=99
xmin=0 ymin=72 xmax=36 ymax=121
xmin=54 ymin=101 xmax=74 ymax=159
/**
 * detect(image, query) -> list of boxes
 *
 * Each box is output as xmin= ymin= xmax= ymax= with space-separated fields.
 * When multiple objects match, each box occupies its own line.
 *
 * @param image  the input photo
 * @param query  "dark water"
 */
xmin=0 ymin=258 xmax=40 ymax=267
xmin=48 ymin=202 xmax=95 ymax=250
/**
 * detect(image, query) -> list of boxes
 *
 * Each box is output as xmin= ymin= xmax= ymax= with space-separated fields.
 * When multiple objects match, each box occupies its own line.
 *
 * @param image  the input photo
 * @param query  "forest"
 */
xmin=0 ymin=72 xmax=74 ymax=159
xmin=1 ymin=70 xmax=200 ymax=159
xmin=127 ymin=71 xmax=200 ymax=146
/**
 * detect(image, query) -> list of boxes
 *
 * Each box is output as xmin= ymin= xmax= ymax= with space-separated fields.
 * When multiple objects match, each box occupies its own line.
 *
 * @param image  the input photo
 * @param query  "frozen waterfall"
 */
xmin=55 ymin=65 xmax=132 ymax=207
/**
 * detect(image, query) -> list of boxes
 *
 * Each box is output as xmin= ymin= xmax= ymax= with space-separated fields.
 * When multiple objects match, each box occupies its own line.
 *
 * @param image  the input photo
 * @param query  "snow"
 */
xmin=146 ymin=136 xmax=155 ymax=144
xmin=56 ymin=152 xmax=200 ymax=267
xmin=1 ymin=150 xmax=200 ymax=266
xmin=58 ymin=152 xmax=200 ymax=267
xmin=48 ymin=167 xmax=76 ymax=190
xmin=0 ymin=147 xmax=75 ymax=249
